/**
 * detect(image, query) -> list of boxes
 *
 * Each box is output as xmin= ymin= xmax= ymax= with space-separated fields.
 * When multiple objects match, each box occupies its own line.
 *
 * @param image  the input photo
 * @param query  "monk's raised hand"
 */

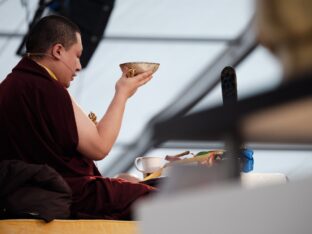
xmin=133 ymin=70 xmax=153 ymax=86
xmin=115 ymin=70 xmax=153 ymax=99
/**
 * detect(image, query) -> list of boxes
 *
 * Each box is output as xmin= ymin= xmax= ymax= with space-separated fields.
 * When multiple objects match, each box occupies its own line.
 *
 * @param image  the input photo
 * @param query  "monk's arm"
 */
xmin=71 ymin=94 xmax=126 ymax=160
xmin=71 ymin=70 xmax=153 ymax=161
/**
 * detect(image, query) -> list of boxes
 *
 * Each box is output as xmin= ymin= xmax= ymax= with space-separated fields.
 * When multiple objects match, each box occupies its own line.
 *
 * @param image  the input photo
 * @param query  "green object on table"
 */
xmin=195 ymin=151 xmax=210 ymax=156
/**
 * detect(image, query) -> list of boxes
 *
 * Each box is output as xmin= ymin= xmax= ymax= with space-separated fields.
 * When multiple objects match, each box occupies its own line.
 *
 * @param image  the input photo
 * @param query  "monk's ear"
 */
xmin=51 ymin=43 xmax=64 ymax=60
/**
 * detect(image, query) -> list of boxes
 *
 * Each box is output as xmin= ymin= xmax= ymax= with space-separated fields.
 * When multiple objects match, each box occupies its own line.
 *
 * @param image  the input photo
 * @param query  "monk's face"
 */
xmin=55 ymin=33 xmax=83 ymax=88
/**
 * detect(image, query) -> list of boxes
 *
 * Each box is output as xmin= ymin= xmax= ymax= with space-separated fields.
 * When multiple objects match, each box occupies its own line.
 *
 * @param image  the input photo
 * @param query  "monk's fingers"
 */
xmin=134 ymin=70 xmax=153 ymax=82
xmin=138 ymin=75 xmax=153 ymax=86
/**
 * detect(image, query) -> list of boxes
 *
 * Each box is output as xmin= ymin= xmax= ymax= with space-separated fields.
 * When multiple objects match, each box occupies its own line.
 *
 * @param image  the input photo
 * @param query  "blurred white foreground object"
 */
xmin=241 ymin=172 xmax=288 ymax=188
xmin=136 ymin=175 xmax=312 ymax=234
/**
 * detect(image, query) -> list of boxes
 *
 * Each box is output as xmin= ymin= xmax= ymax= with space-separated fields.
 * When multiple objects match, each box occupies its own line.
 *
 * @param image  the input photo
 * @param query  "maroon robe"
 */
xmin=0 ymin=57 xmax=155 ymax=220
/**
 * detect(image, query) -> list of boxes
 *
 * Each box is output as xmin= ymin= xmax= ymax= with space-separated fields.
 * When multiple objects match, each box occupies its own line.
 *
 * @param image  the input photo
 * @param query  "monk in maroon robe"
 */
xmin=0 ymin=15 xmax=155 ymax=220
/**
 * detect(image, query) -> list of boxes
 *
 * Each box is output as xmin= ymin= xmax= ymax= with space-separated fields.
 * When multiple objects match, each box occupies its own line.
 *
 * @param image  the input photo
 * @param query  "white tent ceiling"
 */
xmin=2 ymin=0 xmax=311 ymax=180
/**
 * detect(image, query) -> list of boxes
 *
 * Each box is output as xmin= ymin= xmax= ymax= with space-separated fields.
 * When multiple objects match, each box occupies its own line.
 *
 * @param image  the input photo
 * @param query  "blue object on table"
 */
xmin=240 ymin=148 xmax=254 ymax=172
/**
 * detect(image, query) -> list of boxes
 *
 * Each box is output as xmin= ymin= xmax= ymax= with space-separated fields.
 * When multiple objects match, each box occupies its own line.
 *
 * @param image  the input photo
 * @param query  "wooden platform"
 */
xmin=0 ymin=219 xmax=138 ymax=234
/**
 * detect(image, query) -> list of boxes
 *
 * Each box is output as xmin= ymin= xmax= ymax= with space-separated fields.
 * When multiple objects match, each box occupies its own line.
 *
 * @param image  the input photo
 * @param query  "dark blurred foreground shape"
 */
xmin=241 ymin=0 xmax=312 ymax=144
xmin=256 ymin=0 xmax=312 ymax=78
